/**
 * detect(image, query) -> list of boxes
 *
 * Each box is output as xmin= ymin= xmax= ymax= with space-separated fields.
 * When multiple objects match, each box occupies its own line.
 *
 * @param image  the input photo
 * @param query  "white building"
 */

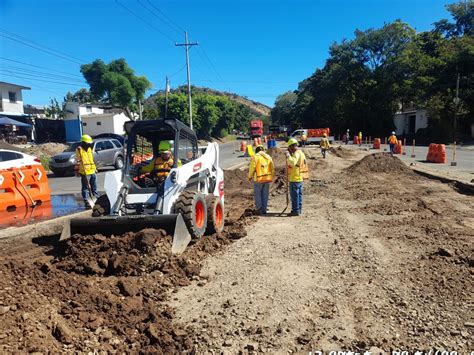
xmin=63 ymin=102 xmax=130 ymax=141
xmin=393 ymin=108 xmax=428 ymax=136
xmin=0 ymin=81 xmax=31 ymax=116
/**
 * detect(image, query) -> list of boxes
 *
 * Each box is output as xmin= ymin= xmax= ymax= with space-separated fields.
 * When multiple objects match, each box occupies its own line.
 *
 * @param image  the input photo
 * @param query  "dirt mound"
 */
xmin=348 ymin=153 xmax=414 ymax=175
xmin=0 ymin=141 xmax=25 ymax=152
xmin=24 ymin=143 xmax=68 ymax=157
xmin=329 ymin=146 xmax=354 ymax=158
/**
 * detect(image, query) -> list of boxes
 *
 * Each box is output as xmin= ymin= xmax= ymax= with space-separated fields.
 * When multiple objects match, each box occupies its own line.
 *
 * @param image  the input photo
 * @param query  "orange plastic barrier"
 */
xmin=0 ymin=165 xmax=51 ymax=212
xmin=393 ymin=141 xmax=403 ymax=154
xmin=373 ymin=138 xmax=381 ymax=149
xmin=426 ymin=144 xmax=447 ymax=163
xmin=353 ymin=136 xmax=359 ymax=145
xmin=0 ymin=202 xmax=53 ymax=228
xmin=253 ymin=138 xmax=258 ymax=146
xmin=240 ymin=141 xmax=247 ymax=152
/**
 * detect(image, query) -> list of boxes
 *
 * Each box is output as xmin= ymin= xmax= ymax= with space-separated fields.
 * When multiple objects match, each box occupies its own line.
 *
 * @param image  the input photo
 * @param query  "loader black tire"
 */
xmin=205 ymin=196 xmax=224 ymax=235
xmin=174 ymin=191 xmax=207 ymax=238
xmin=92 ymin=194 xmax=110 ymax=217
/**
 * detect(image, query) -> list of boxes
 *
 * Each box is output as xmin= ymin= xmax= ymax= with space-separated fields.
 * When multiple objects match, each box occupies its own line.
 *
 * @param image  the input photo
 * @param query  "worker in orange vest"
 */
xmin=248 ymin=145 xmax=274 ymax=215
xmin=388 ymin=131 xmax=398 ymax=156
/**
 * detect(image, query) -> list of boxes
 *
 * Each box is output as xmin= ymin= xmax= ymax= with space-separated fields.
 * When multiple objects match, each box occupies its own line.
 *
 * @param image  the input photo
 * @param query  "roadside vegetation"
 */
xmin=272 ymin=1 xmax=473 ymax=142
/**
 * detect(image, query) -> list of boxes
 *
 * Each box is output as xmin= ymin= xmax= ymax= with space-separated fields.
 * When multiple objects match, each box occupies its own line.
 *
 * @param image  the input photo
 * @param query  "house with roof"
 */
xmin=0 ymin=81 xmax=31 ymax=117
xmin=63 ymin=102 xmax=130 ymax=142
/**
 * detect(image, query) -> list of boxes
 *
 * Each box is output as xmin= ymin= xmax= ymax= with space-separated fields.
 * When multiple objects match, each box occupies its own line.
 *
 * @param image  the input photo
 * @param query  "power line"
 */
xmin=0 ymin=28 xmax=86 ymax=64
xmin=0 ymin=72 xmax=85 ymax=87
xmin=0 ymin=57 xmax=83 ymax=78
xmin=115 ymin=0 xmax=176 ymax=42
xmin=137 ymin=0 xmax=182 ymax=36
xmin=0 ymin=66 xmax=86 ymax=83
xmin=197 ymin=46 xmax=224 ymax=81
xmin=146 ymin=0 xmax=185 ymax=33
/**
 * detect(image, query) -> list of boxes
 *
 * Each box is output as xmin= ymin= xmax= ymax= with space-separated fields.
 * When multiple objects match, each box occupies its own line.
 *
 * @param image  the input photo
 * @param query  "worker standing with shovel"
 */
xmin=286 ymin=138 xmax=309 ymax=216
xmin=76 ymin=134 xmax=99 ymax=209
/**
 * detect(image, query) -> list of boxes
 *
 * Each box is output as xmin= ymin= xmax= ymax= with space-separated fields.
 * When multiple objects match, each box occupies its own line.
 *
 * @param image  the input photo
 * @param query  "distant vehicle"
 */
xmin=290 ymin=128 xmax=334 ymax=145
xmin=250 ymin=120 xmax=264 ymax=138
xmin=49 ymin=138 xmax=124 ymax=176
xmin=0 ymin=149 xmax=41 ymax=170
xmin=93 ymin=133 xmax=126 ymax=145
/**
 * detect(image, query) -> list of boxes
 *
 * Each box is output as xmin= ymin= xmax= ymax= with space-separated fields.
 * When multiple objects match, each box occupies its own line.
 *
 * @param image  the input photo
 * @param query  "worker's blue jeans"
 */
xmin=80 ymin=173 xmax=99 ymax=204
xmin=253 ymin=182 xmax=270 ymax=213
xmin=289 ymin=181 xmax=303 ymax=215
xmin=389 ymin=143 xmax=395 ymax=155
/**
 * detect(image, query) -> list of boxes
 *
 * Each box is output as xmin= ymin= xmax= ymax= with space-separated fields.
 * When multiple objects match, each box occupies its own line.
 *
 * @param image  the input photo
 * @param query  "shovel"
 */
xmin=279 ymin=162 xmax=289 ymax=216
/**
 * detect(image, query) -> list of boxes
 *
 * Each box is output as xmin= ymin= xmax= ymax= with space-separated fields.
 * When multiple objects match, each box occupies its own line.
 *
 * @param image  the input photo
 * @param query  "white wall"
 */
xmin=0 ymin=84 xmax=25 ymax=113
xmin=64 ymin=102 xmax=104 ymax=119
xmin=393 ymin=109 xmax=428 ymax=135
xmin=79 ymin=105 xmax=103 ymax=115
xmin=81 ymin=113 xmax=130 ymax=136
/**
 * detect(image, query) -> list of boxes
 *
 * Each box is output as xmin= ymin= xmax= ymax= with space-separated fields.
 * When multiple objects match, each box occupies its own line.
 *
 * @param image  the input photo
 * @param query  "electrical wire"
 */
xmin=0 ymin=28 xmax=86 ymax=64
xmin=0 ymin=72 xmax=85 ymax=87
xmin=115 ymin=0 xmax=176 ymax=43
xmin=0 ymin=57 xmax=83 ymax=79
xmin=0 ymin=66 xmax=86 ymax=83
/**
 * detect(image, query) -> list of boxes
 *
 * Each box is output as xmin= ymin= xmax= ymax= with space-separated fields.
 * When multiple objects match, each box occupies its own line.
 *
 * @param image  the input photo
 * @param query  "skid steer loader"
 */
xmin=61 ymin=118 xmax=225 ymax=254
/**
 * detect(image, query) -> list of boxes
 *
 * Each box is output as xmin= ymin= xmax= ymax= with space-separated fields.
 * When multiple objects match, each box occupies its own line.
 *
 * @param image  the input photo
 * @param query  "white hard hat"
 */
xmin=391 ymin=131 xmax=395 ymax=135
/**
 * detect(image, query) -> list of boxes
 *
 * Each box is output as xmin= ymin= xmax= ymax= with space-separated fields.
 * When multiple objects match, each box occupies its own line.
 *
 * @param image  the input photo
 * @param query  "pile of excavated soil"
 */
xmin=0 ymin=141 xmax=25 ymax=152
xmin=329 ymin=146 xmax=354 ymax=158
xmin=348 ymin=153 xmax=415 ymax=175
xmin=24 ymin=143 xmax=68 ymax=157
xmin=0 ymin=166 xmax=276 ymax=353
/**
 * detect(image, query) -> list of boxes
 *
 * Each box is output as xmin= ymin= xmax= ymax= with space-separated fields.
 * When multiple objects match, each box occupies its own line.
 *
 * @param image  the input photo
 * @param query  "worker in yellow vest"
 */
xmin=300 ymin=133 xmax=308 ymax=148
xmin=248 ymin=145 xmax=274 ymax=215
xmin=286 ymin=138 xmax=309 ymax=216
xmin=320 ymin=133 xmax=330 ymax=159
xmin=76 ymin=134 xmax=99 ymax=208
xmin=358 ymin=131 xmax=362 ymax=146
xmin=388 ymin=131 xmax=398 ymax=156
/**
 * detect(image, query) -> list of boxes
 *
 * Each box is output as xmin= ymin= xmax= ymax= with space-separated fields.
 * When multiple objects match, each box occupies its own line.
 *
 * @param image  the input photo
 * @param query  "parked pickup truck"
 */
xmin=289 ymin=128 xmax=334 ymax=145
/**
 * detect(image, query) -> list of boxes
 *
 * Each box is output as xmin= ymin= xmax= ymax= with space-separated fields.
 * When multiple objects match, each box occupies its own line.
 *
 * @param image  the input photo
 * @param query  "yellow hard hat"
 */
xmin=287 ymin=138 xmax=298 ymax=147
xmin=323 ymin=133 xmax=327 ymax=137
xmin=158 ymin=141 xmax=171 ymax=152
xmin=81 ymin=134 xmax=93 ymax=144
xmin=256 ymin=144 xmax=265 ymax=150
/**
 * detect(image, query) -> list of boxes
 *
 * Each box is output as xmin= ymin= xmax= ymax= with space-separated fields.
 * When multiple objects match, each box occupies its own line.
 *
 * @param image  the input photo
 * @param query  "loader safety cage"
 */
xmin=124 ymin=119 xmax=199 ymax=193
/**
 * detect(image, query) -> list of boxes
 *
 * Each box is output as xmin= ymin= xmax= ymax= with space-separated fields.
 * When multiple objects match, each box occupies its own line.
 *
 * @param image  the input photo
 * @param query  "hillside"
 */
xmin=144 ymin=86 xmax=271 ymax=117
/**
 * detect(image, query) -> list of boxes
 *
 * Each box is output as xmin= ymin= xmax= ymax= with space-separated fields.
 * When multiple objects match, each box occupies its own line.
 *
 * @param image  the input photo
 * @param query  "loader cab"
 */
xmin=124 ymin=119 xmax=198 ymax=190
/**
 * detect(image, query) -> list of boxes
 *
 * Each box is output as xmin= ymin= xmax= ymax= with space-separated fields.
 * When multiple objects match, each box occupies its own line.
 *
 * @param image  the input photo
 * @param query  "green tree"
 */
xmin=44 ymin=98 xmax=63 ymax=118
xmin=64 ymin=88 xmax=94 ymax=103
xmin=80 ymin=58 xmax=151 ymax=119
xmin=271 ymin=91 xmax=297 ymax=126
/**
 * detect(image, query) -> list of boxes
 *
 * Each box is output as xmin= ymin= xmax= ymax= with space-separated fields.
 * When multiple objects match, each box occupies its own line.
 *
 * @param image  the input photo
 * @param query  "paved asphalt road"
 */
xmin=47 ymin=141 xmax=248 ymax=195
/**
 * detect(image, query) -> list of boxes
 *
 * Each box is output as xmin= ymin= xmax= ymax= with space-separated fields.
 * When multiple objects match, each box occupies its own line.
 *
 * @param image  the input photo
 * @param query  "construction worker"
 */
xmin=358 ymin=131 xmax=362 ymax=146
xmin=248 ymin=145 xmax=274 ymax=215
xmin=320 ymin=133 xmax=330 ymax=159
xmin=388 ymin=131 xmax=398 ymax=156
xmin=140 ymin=140 xmax=181 ymax=182
xmin=300 ymin=132 xmax=307 ymax=148
xmin=345 ymin=129 xmax=350 ymax=144
xmin=286 ymin=138 xmax=309 ymax=216
xmin=76 ymin=134 xmax=99 ymax=209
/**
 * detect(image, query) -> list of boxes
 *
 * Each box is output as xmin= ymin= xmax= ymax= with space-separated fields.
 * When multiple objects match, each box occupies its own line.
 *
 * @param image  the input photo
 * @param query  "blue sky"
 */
xmin=0 ymin=0 xmax=450 ymax=107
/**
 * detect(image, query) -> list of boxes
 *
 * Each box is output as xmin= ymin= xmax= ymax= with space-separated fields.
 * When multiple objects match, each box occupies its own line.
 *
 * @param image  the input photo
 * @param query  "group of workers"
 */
xmin=248 ymin=138 xmax=310 ymax=217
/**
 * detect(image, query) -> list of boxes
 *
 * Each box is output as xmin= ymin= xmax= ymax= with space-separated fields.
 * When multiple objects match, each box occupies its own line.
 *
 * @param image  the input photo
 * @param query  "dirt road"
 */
xmin=0 ymin=147 xmax=472 ymax=353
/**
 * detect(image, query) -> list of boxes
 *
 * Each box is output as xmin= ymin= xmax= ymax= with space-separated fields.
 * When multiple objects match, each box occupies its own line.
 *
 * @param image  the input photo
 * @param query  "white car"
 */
xmin=0 ymin=149 xmax=41 ymax=170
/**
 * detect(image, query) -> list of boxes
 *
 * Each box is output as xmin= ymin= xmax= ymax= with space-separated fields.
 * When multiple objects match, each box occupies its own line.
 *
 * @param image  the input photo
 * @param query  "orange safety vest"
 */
xmin=388 ymin=135 xmax=398 ymax=144
xmin=152 ymin=157 xmax=174 ymax=178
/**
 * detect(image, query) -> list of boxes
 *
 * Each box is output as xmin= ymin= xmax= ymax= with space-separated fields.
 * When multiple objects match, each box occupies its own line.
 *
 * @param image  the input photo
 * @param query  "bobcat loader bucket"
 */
xmin=60 ymin=213 xmax=191 ymax=254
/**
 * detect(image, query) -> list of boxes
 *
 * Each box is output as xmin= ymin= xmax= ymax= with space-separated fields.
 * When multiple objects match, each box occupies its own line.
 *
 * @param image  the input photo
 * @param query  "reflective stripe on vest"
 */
xmin=154 ymin=157 xmax=174 ymax=178
xmin=77 ymin=147 xmax=96 ymax=175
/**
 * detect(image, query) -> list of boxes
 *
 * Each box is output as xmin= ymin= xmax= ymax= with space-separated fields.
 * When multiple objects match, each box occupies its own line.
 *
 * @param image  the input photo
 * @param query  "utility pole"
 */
xmin=138 ymin=99 xmax=143 ymax=120
xmin=453 ymin=72 xmax=460 ymax=141
xmin=165 ymin=76 xmax=170 ymax=119
xmin=175 ymin=31 xmax=198 ymax=130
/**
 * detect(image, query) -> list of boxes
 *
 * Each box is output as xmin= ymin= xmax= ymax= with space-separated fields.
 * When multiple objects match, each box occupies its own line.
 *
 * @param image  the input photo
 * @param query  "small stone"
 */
xmin=117 ymin=279 xmax=139 ymax=297
xmin=450 ymin=330 xmax=461 ymax=336
xmin=78 ymin=311 xmax=90 ymax=322
xmin=100 ymin=330 xmax=113 ymax=341
xmin=53 ymin=320 xmax=73 ymax=344
xmin=461 ymin=331 xmax=469 ymax=338
xmin=0 ymin=306 xmax=10 ymax=315
xmin=146 ymin=324 xmax=159 ymax=342
xmin=464 ymin=322 xmax=474 ymax=328
xmin=245 ymin=342 xmax=258 ymax=351
xmin=223 ymin=339 xmax=232 ymax=347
